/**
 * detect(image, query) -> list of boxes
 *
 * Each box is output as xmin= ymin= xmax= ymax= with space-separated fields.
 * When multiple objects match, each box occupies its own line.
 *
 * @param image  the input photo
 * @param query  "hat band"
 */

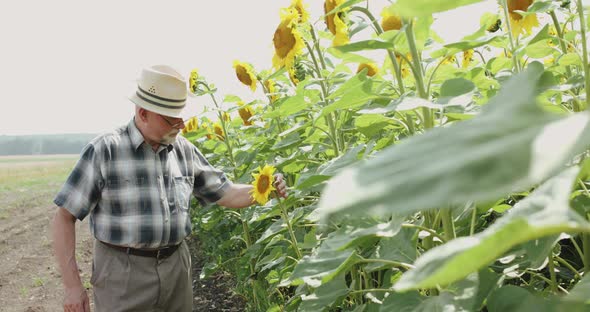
xmin=136 ymin=91 xmax=186 ymax=109
xmin=137 ymin=86 xmax=186 ymax=103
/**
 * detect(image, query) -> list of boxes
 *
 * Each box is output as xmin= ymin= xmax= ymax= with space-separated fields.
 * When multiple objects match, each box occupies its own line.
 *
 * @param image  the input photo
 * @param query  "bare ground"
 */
xmin=0 ymin=156 xmax=244 ymax=312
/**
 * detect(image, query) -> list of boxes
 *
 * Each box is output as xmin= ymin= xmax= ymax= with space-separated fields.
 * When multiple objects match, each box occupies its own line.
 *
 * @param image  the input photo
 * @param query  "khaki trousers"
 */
xmin=91 ymin=240 xmax=193 ymax=312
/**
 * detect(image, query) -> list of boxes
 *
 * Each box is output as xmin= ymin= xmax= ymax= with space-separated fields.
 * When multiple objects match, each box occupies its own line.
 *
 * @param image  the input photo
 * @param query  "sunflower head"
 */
xmin=264 ymin=79 xmax=279 ymax=103
xmin=289 ymin=60 xmax=306 ymax=86
xmin=238 ymin=104 xmax=254 ymax=126
xmin=213 ymin=122 xmax=224 ymax=141
xmin=273 ymin=8 xmax=305 ymax=70
xmin=441 ymin=54 xmax=456 ymax=65
xmin=233 ymin=61 xmax=257 ymax=92
xmin=202 ymin=123 xmax=213 ymax=140
xmin=357 ymin=63 xmax=378 ymax=77
xmin=507 ymin=0 xmax=539 ymax=36
xmin=250 ymin=165 xmax=276 ymax=205
xmin=222 ymin=112 xmax=231 ymax=122
xmin=189 ymin=69 xmax=199 ymax=94
xmin=381 ymin=7 xmax=402 ymax=32
xmin=462 ymin=50 xmax=474 ymax=68
xmin=182 ymin=117 xmax=199 ymax=135
xmin=290 ymin=0 xmax=310 ymax=24
xmin=324 ymin=0 xmax=349 ymax=46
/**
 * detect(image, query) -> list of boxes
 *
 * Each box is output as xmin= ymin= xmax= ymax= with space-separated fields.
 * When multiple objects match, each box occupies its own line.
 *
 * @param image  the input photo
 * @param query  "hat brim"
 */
xmin=129 ymin=91 xmax=185 ymax=118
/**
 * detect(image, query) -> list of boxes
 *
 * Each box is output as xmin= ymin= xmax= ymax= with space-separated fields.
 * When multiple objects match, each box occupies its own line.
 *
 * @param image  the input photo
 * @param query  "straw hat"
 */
xmin=128 ymin=65 xmax=187 ymax=118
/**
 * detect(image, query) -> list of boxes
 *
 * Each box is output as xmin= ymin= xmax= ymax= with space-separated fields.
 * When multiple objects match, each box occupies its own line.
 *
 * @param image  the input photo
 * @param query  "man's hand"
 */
xmin=64 ymin=286 xmax=90 ymax=312
xmin=273 ymin=173 xmax=288 ymax=199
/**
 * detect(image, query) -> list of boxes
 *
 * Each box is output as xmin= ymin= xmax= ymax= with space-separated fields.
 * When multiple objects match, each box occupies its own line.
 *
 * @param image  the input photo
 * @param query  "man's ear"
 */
xmin=137 ymin=107 xmax=149 ymax=123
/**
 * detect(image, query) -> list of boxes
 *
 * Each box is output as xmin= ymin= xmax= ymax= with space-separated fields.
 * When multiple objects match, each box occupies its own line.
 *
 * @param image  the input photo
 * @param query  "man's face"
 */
xmin=156 ymin=114 xmax=184 ymax=145
xmin=142 ymin=111 xmax=185 ymax=146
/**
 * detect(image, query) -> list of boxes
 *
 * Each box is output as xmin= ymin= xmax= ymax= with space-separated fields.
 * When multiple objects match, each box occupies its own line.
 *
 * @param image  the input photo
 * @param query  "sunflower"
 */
xmin=222 ymin=112 xmax=231 ymax=122
xmin=381 ymin=7 xmax=402 ymax=32
xmin=324 ymin=0 xmax=349 ymax=46
xmin=357 ymin=63 xmax=378 ymax=77
xmin=507 ymin=0 xmax=539 ymax=36
xmin=202 ymin=123 xmax=213 ymax=140
xmin=264 ymin=79 xmax=279 ymax=103
xmin=441 ymin=55 xmax=456 ymax=65
xmin=462 ymin=50 xmax=474 ymax=68
xmin=289 ymin=0 xmax=309 ymax=24
xmin=213 ymin=122 xmax=224 ymax=141
xmin=182 ymin=117 xmax=198 ymax=135
xmin=233 ymin=61 xmax=257 ymax=92
xmin=189 ymin=69 xmax=199 ymax=94
xmin=273 ymin=8 xmax=305 ymax=70
xmin=250 ymin=165 xmax=276 ymax=205
xmin=237 ymin=102 xmax=254 ymax=126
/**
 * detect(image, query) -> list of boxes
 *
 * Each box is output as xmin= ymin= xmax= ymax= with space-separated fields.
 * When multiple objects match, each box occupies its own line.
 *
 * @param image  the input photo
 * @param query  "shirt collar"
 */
xmin=128 ymin=118 xmax=175 ymax=153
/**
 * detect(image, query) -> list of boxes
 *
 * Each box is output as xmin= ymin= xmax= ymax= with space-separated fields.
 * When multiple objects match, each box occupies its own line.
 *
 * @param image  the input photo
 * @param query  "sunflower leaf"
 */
xmin=395 ymin=0 xmax=485 ymax=17
xmin=394 ymin=167 xmax=590 ymax=291
xmin=316 ymin=62 xmax=590 ymax=222
xmin=330 ymin=40 xmax=393 ymax=53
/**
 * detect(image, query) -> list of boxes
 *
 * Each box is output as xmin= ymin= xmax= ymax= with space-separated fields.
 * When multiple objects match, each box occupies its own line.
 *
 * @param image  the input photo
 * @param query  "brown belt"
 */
xmin=101 ymin=241 xmax=180 ymax=260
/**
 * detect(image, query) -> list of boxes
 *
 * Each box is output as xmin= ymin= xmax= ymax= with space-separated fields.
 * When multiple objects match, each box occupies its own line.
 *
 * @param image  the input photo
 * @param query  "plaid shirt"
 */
xmin=54 ymin=119 xmax=232 ymax=248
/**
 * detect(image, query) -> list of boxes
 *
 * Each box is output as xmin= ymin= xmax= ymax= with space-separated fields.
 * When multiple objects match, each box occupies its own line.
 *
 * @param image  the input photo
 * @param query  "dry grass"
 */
xmin=0 ymin=155 xmax=78 ymax=218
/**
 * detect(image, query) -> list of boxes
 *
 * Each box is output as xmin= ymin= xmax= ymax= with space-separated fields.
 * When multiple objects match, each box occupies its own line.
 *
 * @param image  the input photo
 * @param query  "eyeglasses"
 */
xmin=158 ymin=114 xmax=185 ymax=129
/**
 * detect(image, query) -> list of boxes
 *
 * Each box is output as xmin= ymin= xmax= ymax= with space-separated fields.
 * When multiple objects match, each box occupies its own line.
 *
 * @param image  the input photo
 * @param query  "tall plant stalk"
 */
xmin=404 ymin=18 xmax=433 ymax=129
xmin=577 ymin=0 xmax=590 ymax=111
xmin=501 ymin=0 xmax=522 ymax=73
xmin=349 ymin=6 xmax=405 ymax=94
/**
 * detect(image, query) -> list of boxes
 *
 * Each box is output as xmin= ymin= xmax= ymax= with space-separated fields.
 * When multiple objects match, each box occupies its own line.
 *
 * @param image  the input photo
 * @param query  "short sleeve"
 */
xmin=191 ymin=145 xmax=232 ymax=206
xmin=53 ymin=144 xmax=104 ymax=220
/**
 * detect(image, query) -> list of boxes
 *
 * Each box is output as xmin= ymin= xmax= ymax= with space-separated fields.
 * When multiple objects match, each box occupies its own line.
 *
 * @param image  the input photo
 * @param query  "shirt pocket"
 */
xmin=173 ymin=176 xmax=193 ymax=213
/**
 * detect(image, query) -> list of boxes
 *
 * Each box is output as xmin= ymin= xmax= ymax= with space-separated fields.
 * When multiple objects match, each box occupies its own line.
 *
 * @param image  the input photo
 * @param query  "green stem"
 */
xmin=576 ymin=0 xmax=590 ymax=111
xmin=198 ymin=82 xmax=237 ymax=166
xmin=550 ymin=11 xmax=573 ymax=79
xmin=276 ymin=195 xmax=302 ymax=259
xmin=349 ymin=6 xmax=405 ymax=93
xmin=555 ymin=255 xmax=582 ymax=279
xmin=548 ymin=254 xmax=558 ymax=293
xmin=440 ymin=208 xmax=456 ymax=241
xmin=470 ymin=204 xmax=477 ymax=236
xmin=305 ymin=37 xmax=340 ymax=156
xmin=584 ymin=232 xmax=590 ymax=274
xmin=401 ymin=223 xmax=446 ymax=243
xmin=259 ymin=80 xmax=284 ymax=134
xmin=577 ymin=179 xmax=590 ymax=272
xmin=404 ymin=18 xmax=432 ymax=129
xmin=358 ymin=258 xmax=415 ymax=270
xmin=501 ymin=0 xmax=521 ymax=72
xmin=570 ymin=237 xmax=587 ymax=268
xmin=348 ymin=288 xmax=395 ymax=295
xmin=422 ymin=211 xmax=435 ymax=250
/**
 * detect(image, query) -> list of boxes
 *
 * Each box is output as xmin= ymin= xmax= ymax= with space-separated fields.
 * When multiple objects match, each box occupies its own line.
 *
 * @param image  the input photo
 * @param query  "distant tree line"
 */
xmin=0 ymin=134 xmax=96 ymax=156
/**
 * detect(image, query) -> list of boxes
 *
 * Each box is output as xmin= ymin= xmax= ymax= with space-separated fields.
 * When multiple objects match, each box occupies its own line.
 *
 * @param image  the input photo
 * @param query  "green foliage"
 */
xmin=188 ymin=0 xmax=590 ymax=310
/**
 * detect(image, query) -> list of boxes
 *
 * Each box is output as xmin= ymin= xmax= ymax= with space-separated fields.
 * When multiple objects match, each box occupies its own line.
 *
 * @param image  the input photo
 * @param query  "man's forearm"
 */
xmin=217 ymin=184 xmax=254 ymax=208
xmin=52 ymin=207 xmax=83 ymax=290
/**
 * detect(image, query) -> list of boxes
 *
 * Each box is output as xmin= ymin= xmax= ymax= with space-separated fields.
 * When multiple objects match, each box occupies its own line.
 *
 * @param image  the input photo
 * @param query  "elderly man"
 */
xmin=51 ymin=65 xmax=287 ymax=311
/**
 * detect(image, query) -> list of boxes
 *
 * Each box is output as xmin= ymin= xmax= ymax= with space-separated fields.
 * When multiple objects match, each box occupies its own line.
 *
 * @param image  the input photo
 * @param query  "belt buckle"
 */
xmin=156 ymin=247 xmax=168 ymax=260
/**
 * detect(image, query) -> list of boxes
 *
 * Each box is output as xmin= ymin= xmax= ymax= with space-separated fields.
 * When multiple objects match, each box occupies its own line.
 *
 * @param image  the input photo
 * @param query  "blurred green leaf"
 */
xmin=394 ymin=167 xmax=590 ymax=291
xmin=317 ymin=62 xmax=590 ymax=223
xmin=395 ymin=0 xmax=484 ymax=17
xmin=299 ymin=275 xmax=350 ymax=312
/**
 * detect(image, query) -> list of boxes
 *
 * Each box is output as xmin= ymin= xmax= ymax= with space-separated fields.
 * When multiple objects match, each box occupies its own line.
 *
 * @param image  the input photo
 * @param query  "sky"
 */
xmin=0 ymin=0 xmax=499 ymax=136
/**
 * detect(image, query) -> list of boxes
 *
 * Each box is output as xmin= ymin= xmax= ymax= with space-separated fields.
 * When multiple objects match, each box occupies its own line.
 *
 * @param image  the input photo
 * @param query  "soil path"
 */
xmin=0 ymin=204 xmax=93 ymax=312
xmin=0 ymin=204 xmax=244 ymax=312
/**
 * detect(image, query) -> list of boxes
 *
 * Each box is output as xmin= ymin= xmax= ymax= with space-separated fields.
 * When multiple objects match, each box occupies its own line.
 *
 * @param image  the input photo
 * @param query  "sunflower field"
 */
xmin=184 ymin=0 xmax=590 ymax=311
